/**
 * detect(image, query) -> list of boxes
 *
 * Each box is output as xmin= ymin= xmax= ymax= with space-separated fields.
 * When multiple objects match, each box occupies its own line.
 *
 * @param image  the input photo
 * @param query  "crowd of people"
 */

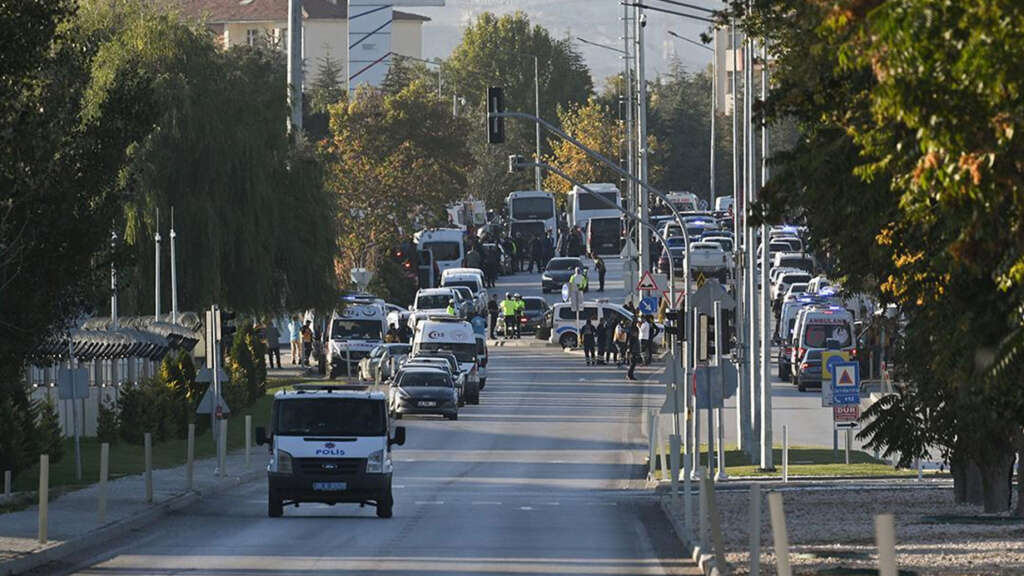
xmin=579 ymin=315 xmax=661 ymax=380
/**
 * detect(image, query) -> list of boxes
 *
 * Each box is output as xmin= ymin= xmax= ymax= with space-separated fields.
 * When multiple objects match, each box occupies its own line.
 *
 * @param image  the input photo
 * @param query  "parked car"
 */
xmin=541 ymin=257 xmax=588 ymax=293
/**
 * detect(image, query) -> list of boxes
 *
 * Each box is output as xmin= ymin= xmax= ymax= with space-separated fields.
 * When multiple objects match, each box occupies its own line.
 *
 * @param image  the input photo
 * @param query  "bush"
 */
xmin=0 ymin=388 xmax=41 ymax=480
xmin=161 ymin=349 xmax=198 ymax=437
xmin=96 ymin=397 xmax=119 ymax=445
xmin=36 ymin=396 xmax=64 ymax=463
xmin=227 ymin=322 xmax=267 ymax=408
xmin=117 ymin=378 xmax=179 ymax=444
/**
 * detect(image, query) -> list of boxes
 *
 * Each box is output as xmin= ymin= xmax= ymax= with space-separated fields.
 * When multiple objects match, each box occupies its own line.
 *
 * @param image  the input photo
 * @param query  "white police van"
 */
xmin=412 ymin=316 xmax=481 ymax=405
xmin=256 ymin=385 xmax=406 ymax=518
xmin=328 ymin=298 xmax=388 ymax=378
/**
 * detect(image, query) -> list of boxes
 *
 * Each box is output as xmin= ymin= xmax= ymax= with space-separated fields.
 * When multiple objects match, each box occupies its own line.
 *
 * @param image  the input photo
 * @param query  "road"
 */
xmin=51 ymin=260 xmax=698 ymax=576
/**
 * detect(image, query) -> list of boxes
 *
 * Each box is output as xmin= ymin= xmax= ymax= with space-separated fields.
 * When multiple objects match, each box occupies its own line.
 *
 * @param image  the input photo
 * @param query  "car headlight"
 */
xmin=275 ymin=449 xmax=293 ymax=475
xmin=397 ymin=387 xmax=412 ymax=400
xmin=366 ymin=449 xmax=384 ymax=473
xmin=542 ymin=274 xmax=552 ymax=281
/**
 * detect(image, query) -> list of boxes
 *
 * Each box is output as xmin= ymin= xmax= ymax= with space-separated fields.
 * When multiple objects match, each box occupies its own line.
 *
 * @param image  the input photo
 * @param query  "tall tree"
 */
xmin=543 ymin=97 xmax=625 ymax=200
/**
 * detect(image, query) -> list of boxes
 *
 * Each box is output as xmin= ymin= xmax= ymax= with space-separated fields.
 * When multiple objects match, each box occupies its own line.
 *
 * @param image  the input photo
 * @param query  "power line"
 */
xmin=620 ymin=2 xmax=716 ymax=24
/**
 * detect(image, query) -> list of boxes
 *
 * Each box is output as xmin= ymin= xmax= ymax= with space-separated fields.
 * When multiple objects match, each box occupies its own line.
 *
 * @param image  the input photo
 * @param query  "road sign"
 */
xmin=637 ymin=270 xmax=660 ymax=292
xmin=638 ymin=296 xmax=659 ymax=315
xmin=833 ymin=404 xmax=860 ymax=424
xmin=561 ymin=283 xmax=570 ymax=303
xmin=821 ymin=350 xmax=852 ymax=407
xmin=690 ymin=279 xmax=736 ymax=316
xmin=196 ymin=367 xmax=229 ymax=384
xmin=691 ymin=361 xmax=739 ymax=410
xmin=196 ymin=386 xmax=231 ymax=415
xmin=661 ymin=290 xmax=685 ymax=309
xmin=620 ymin=238 xmax=638 ymax=260
xmin=832 ymin=361 xmax=861 ymax=406
xmin=57 ymin=368 xmax=90 ymax=400
xmin=659 ymin=352 xmax=684 ymax=415
xmin=695 ymin=272 xmax=707 ymax=288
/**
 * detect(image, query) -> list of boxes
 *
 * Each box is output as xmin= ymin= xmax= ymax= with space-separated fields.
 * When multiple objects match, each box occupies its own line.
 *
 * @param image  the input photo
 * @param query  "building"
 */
xmin=162 ymin=0 xmax=431 ymax=89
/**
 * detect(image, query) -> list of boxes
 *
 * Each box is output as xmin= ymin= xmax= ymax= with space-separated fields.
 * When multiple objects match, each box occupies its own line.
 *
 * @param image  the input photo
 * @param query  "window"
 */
xmin=273 ymin=398 xmax=386 ymax=436
xmin=246 ymin=28 xmax=259 ymax=47
xmin=511 ymin=197 xmax=555 ymax=220
xmin=421 ymin=241 xmax=461 ymax=261
xmin=577 ymin=192 xmax=620 ymax=211
xmin=559 ymin=306 xmax=598 ymax=321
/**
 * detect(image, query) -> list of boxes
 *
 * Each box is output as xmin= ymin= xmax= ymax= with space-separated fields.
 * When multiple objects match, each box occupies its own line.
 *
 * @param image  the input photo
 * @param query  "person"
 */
xmin=596 ymin=316 xmax=609 ymax=365
xmin=639 ymin=316 xmax=653 ymax=365
xmin=544 ymin=230 xmax=555 ymax=266
xmin=384 ymin=324 xmax=401 ymax=343
xmin=288 ymin=315 xmax=301 ymax=365
xmin=594 ymin=255 xmax=606 ymax=292
xmin=445 ymin=299 xmax=457 ymax=316
xmin=569 ymin=267 xmax=588 ymax=293
xmin=470 ymin=312 xmax=487 ymax=336
xmin=613 ymin=320 xmax=628 ymax=367
xmin=581 ymin=318 xmax=597 ymax=364
xmin=530 ymin=236 xmax=544 ymax=274
xmin=484 ymin=247 xmax=499 ymax=287
xmin=464 ymin=246 xmax=483 ymax=270
xmin=300 ymin=320 xmax=314 ymax=366
xmin=626 ymin=321 xmax=641 ymax=380
xmin=646 ymin=316 xmax=661 ymax=365
xmin=264 ymin=320 xmax=281 ymax=369
xmin=513 ymin=293 xmax=525 ymax=339
xmin=512 ymin=234 xmax=522 ymax=272
xmin=487 ymin=294 xmax=500 ymax=339
xmin=500 ymin=292 xmax=516 ymax=339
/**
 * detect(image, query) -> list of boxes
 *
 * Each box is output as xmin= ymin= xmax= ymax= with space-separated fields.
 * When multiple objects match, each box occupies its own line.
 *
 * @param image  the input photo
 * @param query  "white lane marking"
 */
xmin=519 ymin=506 xmax=534 ymax=511
xmin=415 ymin=501 xmax=445 ymax=505
xmin=544 ymin=502 xmax=561 ymax=506
xmin=471 ymin=501 xmax=502 ymax=505
xmin=392 ymin=485 xmax=405 ymax=489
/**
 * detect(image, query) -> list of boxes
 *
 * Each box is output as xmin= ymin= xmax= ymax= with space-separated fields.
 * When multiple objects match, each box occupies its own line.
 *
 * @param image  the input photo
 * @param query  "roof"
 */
xmin=161 ymin=0 xmax=430 ymax=23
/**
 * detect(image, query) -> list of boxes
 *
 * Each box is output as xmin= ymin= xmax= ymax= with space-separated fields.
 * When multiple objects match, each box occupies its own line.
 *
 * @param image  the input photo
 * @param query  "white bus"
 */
xmin=414 ymin=228 xmax=464 ymax=275
xmin=505 ymin=190 xmax=558 ymax=247
xmin=569 ymin=183 xmax=622 ymax=231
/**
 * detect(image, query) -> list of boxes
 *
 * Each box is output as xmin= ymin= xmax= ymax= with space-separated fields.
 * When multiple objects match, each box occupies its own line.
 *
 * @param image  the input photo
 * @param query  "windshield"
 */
xmin=422 ymin=241 xmax=461 ymax=262
xmin=443 ymin=280 xmax=479 ymax=293
xmin=417 ymin=342 xmax=477 ymax=363
xmin=416 ymin=294 xmax=453 ymax=309
xmin=546 ymin=259 xmax=579 ymax=271
xmin=399 ymin=371 xmax=453 ymax=388
xmin=577 ymin=192 xmax=620 ymax=211
xmin=511 ymin=197 xmax=555 ymax=220
xmin=780 ymin=256 xmax=814 ymax=272
xmin=331 ymin=319 xmax=382 ymax=340
xmin=589 ymin=218 xmax=620 ymax=234
xmin=802 ymin=323 xmax=853 ymax=348
xmin=273 ymin=398 xmax=385 ymax=436
xmin=524 ymin=299 xmax=547 ymax=311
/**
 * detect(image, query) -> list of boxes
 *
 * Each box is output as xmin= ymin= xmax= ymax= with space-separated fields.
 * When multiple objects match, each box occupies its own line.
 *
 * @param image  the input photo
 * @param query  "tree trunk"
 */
xmin=965 ymin=459 xmax=986 ymax=506
xmin=979 ymin=452 xmax=1014 ymax=513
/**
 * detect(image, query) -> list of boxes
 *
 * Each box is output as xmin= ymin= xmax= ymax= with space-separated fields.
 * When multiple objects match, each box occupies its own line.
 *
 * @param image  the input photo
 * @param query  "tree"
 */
xmin=445 ymin=12 xmax=594 ymax=207
xmin=322 ymin=82 xmax=473 ymax=289
xmin=543 ymin=97 xmax=625 ymax=199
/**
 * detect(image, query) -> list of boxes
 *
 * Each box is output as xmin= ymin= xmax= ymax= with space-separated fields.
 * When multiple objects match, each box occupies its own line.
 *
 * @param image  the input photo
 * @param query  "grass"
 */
xmin=654 ymin=444 xmax=927 ymax=478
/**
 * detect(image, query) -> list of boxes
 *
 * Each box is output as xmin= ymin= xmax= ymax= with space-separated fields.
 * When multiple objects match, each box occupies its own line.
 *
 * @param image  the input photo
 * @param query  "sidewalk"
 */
xmin=0 ymin=446 xmax=264 ymax=575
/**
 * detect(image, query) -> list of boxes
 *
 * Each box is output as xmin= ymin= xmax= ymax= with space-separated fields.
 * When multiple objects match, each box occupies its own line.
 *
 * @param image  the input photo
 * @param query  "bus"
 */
xmin=569 ymin=184 xmax=622 ymax=231
xmin=506 ymin=190 xmax=558 ymax=247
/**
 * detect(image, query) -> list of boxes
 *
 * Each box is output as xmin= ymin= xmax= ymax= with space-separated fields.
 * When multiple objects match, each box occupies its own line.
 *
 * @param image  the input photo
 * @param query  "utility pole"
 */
xmin=623 ymin=5 xmax=635 ymax=222
xmin=731 ymin=20 xmax=749 ymax=453
xmin=287 ymin=0 xmax=303 ymax=132
xmin=759 ymin=39 xmax=774 ymax=470
xmin=111 ymin=232 xmax=118 ymax=330
xmin=709 ymin=27 xmax=717 ymax=208
xmin=745 ymin=26 xmax=760 ymax=458
xmin=170 ymin=207 xmax=178 ymax=325
xmin=533 ymin=55 xmax=542 ymax=191
xmin=154 ymin=209 xmax=161 ymax=321
xmin=635 ymin=7 xmax=651 ymax=279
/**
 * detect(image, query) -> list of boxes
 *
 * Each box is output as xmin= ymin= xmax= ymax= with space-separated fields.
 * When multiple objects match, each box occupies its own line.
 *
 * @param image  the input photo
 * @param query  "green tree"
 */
xmin=37 ymin=397 xmax=64 ymax=464
xmin=543 ymin=97 xmax=625 ymax=199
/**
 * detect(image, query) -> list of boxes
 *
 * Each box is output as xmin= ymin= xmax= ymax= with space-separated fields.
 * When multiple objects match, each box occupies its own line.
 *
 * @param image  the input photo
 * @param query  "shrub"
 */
xmin=160 ymin=349 xmax=198 ymax=437
xmin=117 ymin=378 xmax=179 ymax=444
xmin=96 ymin=397 xmax=119 ymax=445
xmin=0 ymin=389 xmax=40 ymax=480
xmin=227 ymin=322 xmax=267 ymax=407
xmin=36 ymin=395 xmax=64 ymax=463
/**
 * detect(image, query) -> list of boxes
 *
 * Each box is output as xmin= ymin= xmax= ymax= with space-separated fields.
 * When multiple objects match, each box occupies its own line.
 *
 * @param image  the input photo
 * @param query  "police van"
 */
xmin=328 ymin=298 xmax=388 ymax=378
xmin=545 ymin=300 xmax=662 ymax=349
xmin=412 ymin=317 xmax=482 ymax=404
xmin=256 ymin=385 xmax=406 ymax=518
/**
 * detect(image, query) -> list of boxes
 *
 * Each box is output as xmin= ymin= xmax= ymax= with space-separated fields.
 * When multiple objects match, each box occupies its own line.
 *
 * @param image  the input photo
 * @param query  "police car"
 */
xmin=328 ymin=298 xmax=388 ymax=378
xmin=256 ymin=385 xmax=406 ymax=518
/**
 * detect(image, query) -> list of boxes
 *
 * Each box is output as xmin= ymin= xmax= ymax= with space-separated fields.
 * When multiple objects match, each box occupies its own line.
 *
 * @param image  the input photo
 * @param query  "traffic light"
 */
xmin=220 ymin=310 xmax=237 ymax=351
xmin=663 ymin=309 xmax=686 ymax=340
xmin=487 ymin=87 xmax=505 ymax=144
xmin=393 ymin=242 xmax=417 ymax=279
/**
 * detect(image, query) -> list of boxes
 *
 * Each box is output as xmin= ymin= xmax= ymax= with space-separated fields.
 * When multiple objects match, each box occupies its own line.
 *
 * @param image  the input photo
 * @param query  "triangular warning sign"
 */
xmin=838 ymin=367 xmax=854 ymax=386
xmin=661 ymin=290 xmax=685 ymax=309
xmin=637 ymin=270 xmax=660 ymax=291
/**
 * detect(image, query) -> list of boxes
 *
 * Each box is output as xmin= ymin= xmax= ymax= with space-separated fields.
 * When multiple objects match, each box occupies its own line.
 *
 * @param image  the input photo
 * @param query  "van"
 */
xmin=414 ymin=228 xmax=465 ymax=275
xmin=586 ymin=216 xmax=623 ymax=256
xmin=412 ymin=317 xmax=481 ymax=405
xmin=714 ymin=196 xmax=734 ymax=212
xmin=327 ymin=300 xmax=388 ymax=378
xmin=474 ymin=333 xmax=488 ymax=389
xmin=546 ymin=301 xmax=660 ymax=349
xmin=440 ymin=268 xmax=487 ymax=313
xmin=772 ymin=252 xmax=815 ymax=274
xmin=256 ymin=385 xmax=406 ymax=518
xmin=790 ymin=306 xmax=855 ymax=391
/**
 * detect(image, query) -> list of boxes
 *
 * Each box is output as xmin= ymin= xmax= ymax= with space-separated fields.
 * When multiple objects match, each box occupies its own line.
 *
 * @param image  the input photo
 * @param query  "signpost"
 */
xmin=637 ymin=270 xmax=660 ymax=292
xmin=820 ymin=350 xmax=851 ymax=407
xmin=565 ymin=282 xmax=583 ymax=347
xmin=638 ymin=296 xmax=659 ymax=315
xmin=830 ymin=361 xmax=861 ymax=464
xmin=57 ymin=366 xmax=89 ymax=482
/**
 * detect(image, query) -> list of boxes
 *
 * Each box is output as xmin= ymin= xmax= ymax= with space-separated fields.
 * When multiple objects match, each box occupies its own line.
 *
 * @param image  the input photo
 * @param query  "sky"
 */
xmin=408 ymin=0 xmax=721 ymax=90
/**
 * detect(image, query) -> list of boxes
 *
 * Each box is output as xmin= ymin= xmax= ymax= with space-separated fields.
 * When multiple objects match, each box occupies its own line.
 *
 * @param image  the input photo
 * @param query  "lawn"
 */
xmin=653 ymin=445 xmax=926 ymax=478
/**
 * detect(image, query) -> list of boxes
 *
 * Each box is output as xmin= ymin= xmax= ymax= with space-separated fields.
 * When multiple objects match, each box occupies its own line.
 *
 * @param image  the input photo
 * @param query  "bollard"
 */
xmin=38 ymin=455 xmax=49 ymax=544
xmin=876 ymin=513 xmax=897 ymax=576
xmin=749 ymin=484 xmax=761 ymax=576
xmin=3 ymin=469 xmax=10 ymax=499
xmin=705 ymin=473 xmax=727 ymax=570
xmin=98 ymin=442 xmax=109 ymax=523
xmin=715 ymin=407 xmax=727 ymax=480
xmin=186 ymin=423 xmax=195 ymax=491
xmin=697 ymin=467 xmax=708 ymax=552
xmin=669 ymin=434 xmax=681 ymax=503
xmin=782 ymin=425 xmax=789 ymax=483
xmin=683 ymin=436 xmax=693 ymax=542
xmin=218 ymin=419 xmax=227 ymax=478
xmin=656 ymin=416 xmax=666 ymax=481
xmin=845 ymin=429 xmax=851 ymax=465
xmin=767 ymin=491 xmax=792 ymax=576
xmin=648 ymin=410 xmax=657 ymax=480
xmin=144 ymin=432 xmax=153 ymax=503
xmin=916 ymin=458 xmax=922 ymax=481
xmin=245 ymin=415 xmax=252 ymax=470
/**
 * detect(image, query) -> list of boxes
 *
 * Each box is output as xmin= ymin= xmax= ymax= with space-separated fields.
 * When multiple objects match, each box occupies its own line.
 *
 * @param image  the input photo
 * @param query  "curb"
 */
xmin=1 ymin=468 xmax=263 ymax=576
xmin=658 ymin=498 xmax=729 ymax=576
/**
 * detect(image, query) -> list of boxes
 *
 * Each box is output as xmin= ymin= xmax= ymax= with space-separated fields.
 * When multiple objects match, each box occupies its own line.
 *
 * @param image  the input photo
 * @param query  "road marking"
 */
xmin=415 ymin=501 xmax=444 ymax=505
xmin=519 ymin=506 xmax=534 ymax=511
xmin=471 ymin=501 xmax=502 ymax=505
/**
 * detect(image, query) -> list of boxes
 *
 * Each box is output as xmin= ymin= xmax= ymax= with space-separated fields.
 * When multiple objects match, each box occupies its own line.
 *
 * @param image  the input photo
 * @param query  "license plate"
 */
xmin=419 ymin=401 xmax=437 ymax=407
xmin=312 ymin=482 xmax=347 ymax=491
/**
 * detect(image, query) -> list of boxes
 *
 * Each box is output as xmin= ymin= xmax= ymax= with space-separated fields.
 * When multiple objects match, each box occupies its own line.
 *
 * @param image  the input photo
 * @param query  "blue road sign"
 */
xmin=638 ymin=296 xmax=659 ymax=315
xmin=561 ymin=283 xmax=570 ymax=303
xmin=831 ymin=361 xmax=860 ymax=406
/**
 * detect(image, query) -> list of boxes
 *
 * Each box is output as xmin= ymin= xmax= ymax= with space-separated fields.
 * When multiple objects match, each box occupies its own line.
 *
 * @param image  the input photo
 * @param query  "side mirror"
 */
xmin=390 ymin=426 xmax=406 ymax=447
xmin=255 ymin=426 xmax=268 ymax=446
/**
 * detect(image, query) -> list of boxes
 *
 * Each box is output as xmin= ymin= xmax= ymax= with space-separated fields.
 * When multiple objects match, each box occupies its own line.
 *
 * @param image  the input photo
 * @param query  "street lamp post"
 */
xmin=509 ymin=53 xmax=543 ymax=191
xmin=666 ymin=30 xmax=716 ymax=209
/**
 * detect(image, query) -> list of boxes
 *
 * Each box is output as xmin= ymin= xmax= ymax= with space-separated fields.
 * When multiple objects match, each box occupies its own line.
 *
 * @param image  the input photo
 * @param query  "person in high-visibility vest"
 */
xmin=500 ymin=292 xmax=517 ymax=339
xmin=513 ymin=293 xmax=526 ymax=339
xmin=569 ymin=267 xmax=588 ymax=292
xmin=445 ymin=299 xmax=456 ymax=316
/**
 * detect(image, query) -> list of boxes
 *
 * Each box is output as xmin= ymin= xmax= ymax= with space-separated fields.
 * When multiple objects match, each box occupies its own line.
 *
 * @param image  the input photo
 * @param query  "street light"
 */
xmin=509 ymin=52 xmax=543 ymax=191
xmin=666 ymin=30 xmax=717 ymax=209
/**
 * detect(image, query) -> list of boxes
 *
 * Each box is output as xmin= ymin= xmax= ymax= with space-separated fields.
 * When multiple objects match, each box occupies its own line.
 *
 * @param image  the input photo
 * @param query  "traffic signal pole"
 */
xmin=635 ymin=7 xmax=651 ymax=282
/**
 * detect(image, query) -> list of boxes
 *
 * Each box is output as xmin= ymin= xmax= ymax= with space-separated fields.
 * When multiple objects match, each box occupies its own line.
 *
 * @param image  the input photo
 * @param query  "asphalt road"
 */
xmin=51 ymin=265 xmax=699 ymax=576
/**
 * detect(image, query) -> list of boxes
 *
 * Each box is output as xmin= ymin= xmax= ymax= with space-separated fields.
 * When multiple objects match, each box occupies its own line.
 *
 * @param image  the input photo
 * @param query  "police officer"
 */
xmin=513 ymin=293 xmax=526 ymax=339
xmin=446 ymin=299 xmax=456 ymax=316
xmin=569 ymin=267 xmax=589 ymax=292
xmin=500 ymin=292 xmax=516 ymax=339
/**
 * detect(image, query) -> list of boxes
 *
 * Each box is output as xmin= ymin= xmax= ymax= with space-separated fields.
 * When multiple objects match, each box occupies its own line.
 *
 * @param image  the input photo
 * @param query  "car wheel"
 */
xmin=541 ymin=287 xmax=549 ymax=294
xmin=479 ymin=378 xmax=486 ymax=390
xmin=559 ymin=333 xmax=578 ymax=349
xmin=447 ymin=412 xmax=459 ymax=421
xmin=268 ymin=489 xmax=283 ymax=518
xmin=376 ymin=484 xmax=394 ymax=518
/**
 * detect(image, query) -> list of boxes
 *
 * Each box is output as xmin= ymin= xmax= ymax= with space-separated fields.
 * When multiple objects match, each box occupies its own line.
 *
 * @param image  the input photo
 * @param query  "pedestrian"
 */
xmin=639 ymin=315 xmax=653 ymax=365
xmin=544 ymin=230 xmax=555 ymax=266
xmin=596 ymin=317 xmax=609 ymax=365
xmin=581 ymin=318 xmax=597 ymax=364
xmin=288 ymin=315 xmax=301 ymax=365
xmin=614 ymin=320 xmax=628 ymax=367
xmin=300 ymin=320 xmax=314 ymax=366
xmin=471 ymin=312 xmax=487 ymax=336
xmin=512 ymin=234 xmax=523 ymax=272
xmin=500 ymin=292 xmax=516 ymax=340
xmin=513 ymin=293 xmax=525 ymax=339
xmin=530 ymin=236 xmax=544 ymax=274
xmin=265 ymin=320 xmax=281 ymax=369
xmin=626 ymin=321 xmax=641 ymax=380
xmin=484 ymin=247 xmax=499 ymax=287
xmin=384 ymin=324 xmax=401 ymax=343
xmin=594 ymin=255 xmax=606 ymax=292
xmin=487 ymin=294 xmax=500 ymax=339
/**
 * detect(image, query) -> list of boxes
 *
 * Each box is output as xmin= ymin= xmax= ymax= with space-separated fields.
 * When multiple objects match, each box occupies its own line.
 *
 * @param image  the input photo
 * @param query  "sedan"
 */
xmin=541 ymin=257 xmax=588 ymax=293
xmin=389 ymin=368 xmax=459 ymax=420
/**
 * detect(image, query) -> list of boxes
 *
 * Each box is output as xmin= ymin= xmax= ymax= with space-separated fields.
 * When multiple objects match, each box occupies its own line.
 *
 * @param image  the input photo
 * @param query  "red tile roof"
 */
xmin=159 ymin=0 xmax=429 ymax=23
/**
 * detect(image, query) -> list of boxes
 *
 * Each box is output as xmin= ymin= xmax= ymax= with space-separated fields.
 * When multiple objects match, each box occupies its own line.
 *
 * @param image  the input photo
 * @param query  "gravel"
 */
xmin=666 ymin=481 xmax=1024 ymax=575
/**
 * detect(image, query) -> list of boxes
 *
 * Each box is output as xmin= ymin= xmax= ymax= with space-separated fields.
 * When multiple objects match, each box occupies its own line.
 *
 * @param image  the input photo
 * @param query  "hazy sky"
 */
xmin=409 ymin=0 xmax=720 ymax=90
